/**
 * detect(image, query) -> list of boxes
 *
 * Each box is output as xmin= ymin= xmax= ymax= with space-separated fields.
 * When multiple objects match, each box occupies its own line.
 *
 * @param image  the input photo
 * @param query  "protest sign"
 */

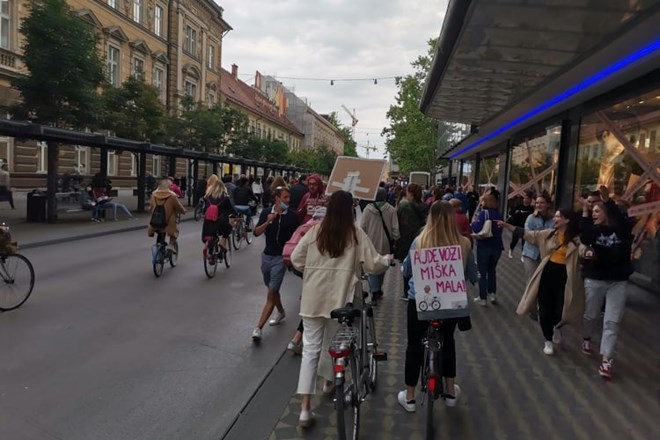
xmin=327 ymin=156 xmax=386 ymax=201
xmin=410 ymin=245 xmax=469 ymax=320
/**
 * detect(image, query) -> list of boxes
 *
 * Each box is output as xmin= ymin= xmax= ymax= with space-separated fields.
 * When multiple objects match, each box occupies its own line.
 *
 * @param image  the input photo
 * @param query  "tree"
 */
xmin=102 ymin=76 xmax=165 ymax=142
xmin=262 ymin=139 xmax=289 ymax=163
xmin=326 ymin=111 xmax=357 ymax=157
xmin=383 ymin=38 xmax=453 ymax=176
xmin=11 ymin=0 xmax=105 ymax=128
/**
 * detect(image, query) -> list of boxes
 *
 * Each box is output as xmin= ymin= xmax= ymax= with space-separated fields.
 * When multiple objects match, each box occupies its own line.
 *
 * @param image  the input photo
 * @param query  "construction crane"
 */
xmin=341 ymin=105 xmax=358 ymax=136
xmin=359 ymin=139 xmax=378 ymax=159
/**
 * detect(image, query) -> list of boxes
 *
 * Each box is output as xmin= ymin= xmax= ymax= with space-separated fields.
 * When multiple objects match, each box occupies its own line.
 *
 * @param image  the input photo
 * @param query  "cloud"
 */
xmin=216 ymin=0 xmax=448 ymax=158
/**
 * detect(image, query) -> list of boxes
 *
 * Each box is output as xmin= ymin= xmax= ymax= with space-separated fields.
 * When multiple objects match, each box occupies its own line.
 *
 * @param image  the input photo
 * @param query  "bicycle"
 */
xmin=202 ymin=235 xmax=231 ymax=278
xmin=229 ymin=212 xmax=254 ymax=250
xmin=328 ymin=270 xmax=388 ymax=440
xmin=0 ymin=252 xmax=35 ymax=312
xmin=420 ymin=319 xmax=445 ymax=440
xmin=193 ymin=198 xmax=205 ymax=221
xmin=152 ymin=231 xmax=177 ymax=277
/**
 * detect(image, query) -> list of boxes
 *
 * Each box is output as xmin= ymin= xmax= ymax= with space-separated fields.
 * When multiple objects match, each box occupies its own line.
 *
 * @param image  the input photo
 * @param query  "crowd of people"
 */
xmin=144 ymin=173 xmax=636 ymax=428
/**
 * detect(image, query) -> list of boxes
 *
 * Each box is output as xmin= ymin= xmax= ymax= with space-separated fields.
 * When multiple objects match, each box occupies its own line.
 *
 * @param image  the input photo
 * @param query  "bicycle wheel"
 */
xmin=153 ymin=258 xmax=164 ymax=277
xmin=0 ymin=254 xmax=35 ymax=311
xmin=232 ymin=223 xmax=243 ymax=250
xmin=245 ymin=217 xmax=254 ymax=244
xmin=169 ymin=241 xmax=178 ymax=267
xmin=365 ymin=313 xmax=378 ymax=391
xmin=335 ymin=354 xmax=360 ymax=440
xmin=194 ymin=204 xmax=203 ymax=221
xmin=204 ymin=241 xmax=218 ymax=279
xmin=424 ymin=350 xmax=435 ymax=440
xmin=224 ymin=242 xmax=232 ymax=268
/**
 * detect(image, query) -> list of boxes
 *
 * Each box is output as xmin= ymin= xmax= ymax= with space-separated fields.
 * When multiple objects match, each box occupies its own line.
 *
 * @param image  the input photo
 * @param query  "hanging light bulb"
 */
xmin=374 ymin=79 xmax=378 ymax=85
xmin=330 ymin=80 xmax=334 ymax=86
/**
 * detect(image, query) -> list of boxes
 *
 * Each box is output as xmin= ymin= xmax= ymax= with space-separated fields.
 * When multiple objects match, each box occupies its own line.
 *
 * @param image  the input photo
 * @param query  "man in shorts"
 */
xmin=251 ymin=186 xmax=300 ymax=341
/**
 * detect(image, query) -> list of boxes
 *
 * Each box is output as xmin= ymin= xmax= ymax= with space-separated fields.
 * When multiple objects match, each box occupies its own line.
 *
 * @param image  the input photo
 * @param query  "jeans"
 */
xmin=297 ymin=316 xmax=339 ymax=395
xmin=105 ymin=202 xmax=133 ymax=220
xmin=476 ymin=249 xmax=501 ymax=299
xmin=234 ymin=205 xmax=252 ymax=225
xmin=583 ymin=278 xmax=628 ymax=358
xmin=368 ymin=273 xmax=385 ymax=293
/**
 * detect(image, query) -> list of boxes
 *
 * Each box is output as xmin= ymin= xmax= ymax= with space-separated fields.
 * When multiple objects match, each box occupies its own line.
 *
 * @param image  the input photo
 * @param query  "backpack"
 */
xmin=204 ymin=200 xmax=220 ymax=222
xmin=282 ymin=219 xmax=321 ymax=266
xmin=149 ymin=199 xmax=169 ymax=229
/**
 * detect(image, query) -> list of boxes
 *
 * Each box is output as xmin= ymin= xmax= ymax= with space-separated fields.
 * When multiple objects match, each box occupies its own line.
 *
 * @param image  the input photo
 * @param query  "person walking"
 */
xmin=449 ymin=198 xmax=472 ymax=243
xmin=397 ymin=201 xmax=477 ymax=412
xmin=296 ymin=174 xmax=327 ymax=223
xmin=507 ymin=193 xmax=535 ymax=258
xmin=579 ymin=196 xmax=634 ymax=380
xmin=471 ymin=194 xmax=504 ymax=305
xmin=290 ymin=174 xmax=308 ymax=212
xmin=360 ymin=188 xmax=400 ymax=303
xmin=466 ymin=186 xmax=480 ymax=222
xmin=498 ymin=209 xmax=584 ymax=355
xmin=251 ymin=177 xmax=263 ymax=205
xmin=291 ymin=190 xmax=391 ymax=428
xmin=251 ymin=186 xmax=300 ymax=342
xmin=395 ymin=183 xmax=428 ymax=300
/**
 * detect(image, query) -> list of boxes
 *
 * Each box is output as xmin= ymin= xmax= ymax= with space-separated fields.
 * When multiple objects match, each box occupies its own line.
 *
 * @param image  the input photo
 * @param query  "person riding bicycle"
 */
xmin=233 ymin=176 xmax=259 ymax=226
xmin=201 ymin=178 xmax=236 ymax=253
xmin=148 ymin=179 xmax=186 ymax=252
xmin=290 ymin=190 xmax=392 ymax=429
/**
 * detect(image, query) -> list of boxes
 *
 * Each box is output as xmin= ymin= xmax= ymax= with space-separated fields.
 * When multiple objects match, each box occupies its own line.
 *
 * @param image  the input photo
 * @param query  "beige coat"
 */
xmin=516 ymin=229 xmax=585 ymax=327
xmin=291 ymin=226 xmax=391 ymax=318
xmin=360 ymin=202 xmax=400 ymax=254
xmin=147 ymin=189 xmax=186 ymax=238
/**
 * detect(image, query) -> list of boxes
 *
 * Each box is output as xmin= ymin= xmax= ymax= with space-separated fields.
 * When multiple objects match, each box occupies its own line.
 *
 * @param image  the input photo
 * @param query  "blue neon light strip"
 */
xmin=449 ymin=38 xmax=660 ymax=159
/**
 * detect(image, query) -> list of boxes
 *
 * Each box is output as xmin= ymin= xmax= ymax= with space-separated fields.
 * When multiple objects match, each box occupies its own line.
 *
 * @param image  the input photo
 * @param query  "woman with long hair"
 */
xmin=498 ymin=208 xmax=584 ymax=355
xmin=201 ymin=179 xmax=236 ymax=251
xmin=398 ymin=201 xmax=476 ymax=412
xmin=471 ymin=193 xmax=504 ymax=305
xmin=291 ymin=190 xmax=391 ymax=428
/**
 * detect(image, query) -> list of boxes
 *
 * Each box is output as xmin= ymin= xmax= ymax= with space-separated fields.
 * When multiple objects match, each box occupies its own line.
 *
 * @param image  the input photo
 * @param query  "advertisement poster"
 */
xmin=410 ymin=245 xmax=469 ymax=320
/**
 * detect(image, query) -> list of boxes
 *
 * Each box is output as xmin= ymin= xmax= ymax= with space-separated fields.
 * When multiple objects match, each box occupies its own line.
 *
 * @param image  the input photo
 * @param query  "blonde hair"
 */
xmin=418 ymin=201 xmax=461 ymax=249
xmin=206 ymin=174 xmax=219 ymax=190
xmin=205 ymin=180 xmax=227 ymax=199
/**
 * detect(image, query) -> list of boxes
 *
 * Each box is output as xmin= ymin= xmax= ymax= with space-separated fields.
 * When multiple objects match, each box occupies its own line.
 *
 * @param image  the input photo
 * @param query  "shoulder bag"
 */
xmin=471 ymin=210 xmax=493 ymax=240
xmin=375 ymin=204 xmax=396 ymax=254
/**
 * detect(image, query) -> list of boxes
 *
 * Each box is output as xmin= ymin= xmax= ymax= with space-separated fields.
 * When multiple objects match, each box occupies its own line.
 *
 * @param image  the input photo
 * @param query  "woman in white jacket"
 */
xmin=291 ymin=190 xmax=392 ymax=428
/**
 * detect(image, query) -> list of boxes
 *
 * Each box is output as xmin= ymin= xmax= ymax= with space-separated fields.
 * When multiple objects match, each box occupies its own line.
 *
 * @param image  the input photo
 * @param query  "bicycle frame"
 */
xmin=422 ymin=321 xmax=444 ymax=400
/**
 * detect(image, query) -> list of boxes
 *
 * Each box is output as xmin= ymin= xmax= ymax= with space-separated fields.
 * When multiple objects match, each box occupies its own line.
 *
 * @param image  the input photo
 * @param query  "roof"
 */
xmin=420 ymin=0 xmax=660 ymax=159
xmin=220 ymin=68 xmax=304 ymax=137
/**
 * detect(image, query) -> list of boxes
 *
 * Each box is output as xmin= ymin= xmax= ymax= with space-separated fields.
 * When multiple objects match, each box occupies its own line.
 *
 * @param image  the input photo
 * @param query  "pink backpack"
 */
xmin=283 ymin=219 xmax=321 ymax=266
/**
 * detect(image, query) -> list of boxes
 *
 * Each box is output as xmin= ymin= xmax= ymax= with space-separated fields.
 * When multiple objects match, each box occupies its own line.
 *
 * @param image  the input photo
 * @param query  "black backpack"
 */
xmin=149 ymin=198 xmax=169 ymax=229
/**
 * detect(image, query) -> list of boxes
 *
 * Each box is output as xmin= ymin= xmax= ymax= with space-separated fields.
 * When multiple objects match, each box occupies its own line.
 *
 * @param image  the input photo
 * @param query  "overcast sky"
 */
xmin=215 ymin=0 xmax=449 ymax=159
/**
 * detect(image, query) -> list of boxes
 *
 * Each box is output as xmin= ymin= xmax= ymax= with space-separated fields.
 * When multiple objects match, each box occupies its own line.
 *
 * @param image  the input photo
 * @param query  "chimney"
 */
xmin=231 ymin=64 xmax=238 ymax=78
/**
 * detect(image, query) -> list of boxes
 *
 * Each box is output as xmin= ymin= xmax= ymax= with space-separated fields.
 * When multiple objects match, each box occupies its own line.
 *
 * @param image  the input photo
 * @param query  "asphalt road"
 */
xmin=0 ymin=221 xmax=303 ymax=440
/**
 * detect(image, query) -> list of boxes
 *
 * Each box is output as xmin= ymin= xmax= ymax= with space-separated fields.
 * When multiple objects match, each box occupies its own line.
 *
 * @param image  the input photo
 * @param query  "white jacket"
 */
xmin=291 ymin=225 xmax=390 ymax=318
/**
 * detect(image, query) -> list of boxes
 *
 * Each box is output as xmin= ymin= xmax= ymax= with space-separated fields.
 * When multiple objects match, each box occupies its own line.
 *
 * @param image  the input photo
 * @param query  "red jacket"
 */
xmin=455 ymin=211 xmax=473 ymax=245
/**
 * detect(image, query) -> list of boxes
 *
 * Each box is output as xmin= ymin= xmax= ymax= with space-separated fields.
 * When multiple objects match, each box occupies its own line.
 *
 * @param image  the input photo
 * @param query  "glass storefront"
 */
xmin=477 ymin=156 xmax=500 ymax=194
xmin=575 ymin=89 xmax=660 ymax=287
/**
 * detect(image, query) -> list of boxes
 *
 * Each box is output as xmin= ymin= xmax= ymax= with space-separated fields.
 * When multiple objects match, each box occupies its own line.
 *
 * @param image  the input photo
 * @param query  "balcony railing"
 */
xmin=0 ymin=48 xmax=25 ymax=74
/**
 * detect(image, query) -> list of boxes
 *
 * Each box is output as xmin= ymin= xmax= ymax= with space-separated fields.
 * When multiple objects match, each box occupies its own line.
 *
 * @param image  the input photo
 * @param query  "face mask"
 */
xmin=279 ymin=202 xmax=289 ymax=211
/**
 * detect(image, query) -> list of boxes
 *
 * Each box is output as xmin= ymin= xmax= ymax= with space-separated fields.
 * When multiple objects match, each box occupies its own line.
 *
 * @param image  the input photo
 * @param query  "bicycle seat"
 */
xmin=330 ymin=306 xmax=361 ymax=324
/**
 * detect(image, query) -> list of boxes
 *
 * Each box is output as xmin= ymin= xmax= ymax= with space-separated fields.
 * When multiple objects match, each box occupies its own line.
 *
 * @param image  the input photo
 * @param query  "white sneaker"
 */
xmin=552 ymin=328 xmax=562 ymax=345
xmin=298 ymin=409 xmax=315 ymax=428
xmin=520 ymin=256 xmax=525 ymax=263
xmin=268 ymin=311 xmax=286 ymax=326
xmin=287 ymin=340 xmax=302 ymax=355
xmin=251 ymin=327 xmax=262 ymax=341
xmin=508 ymin=249 xmax=513 ymax=258
xmin=473 ymin=297 xmax=487 ymax=306
xmin=488 ymin=293 xmax=497 ymax=304
xmin=397 ymin=391 xmax=416 ymax=412
xmin=543 ymin=341 xmax=554 ymax=355
xmin=322 ymin=381 xmax=335 ymax=394
xmin=445 ymin=384 xmax=461 ymax=407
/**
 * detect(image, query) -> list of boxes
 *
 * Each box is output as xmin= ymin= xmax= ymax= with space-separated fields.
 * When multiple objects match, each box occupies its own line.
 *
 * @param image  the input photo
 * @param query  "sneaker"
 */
xmin=287 ymin=340 xmax=302 ymax=355
xmin=444 ymin=384 xmax=461 ymax=408
xmin=520 ymin=256 xmax=525 ymax=263
xmin=543 ymin=341 xmax=554 ymax=355
xmin=322 ymin=381 xmax=335 ymax=394
xmin=251 ymin=327 xmax=262 ymax=342
xmin=298 ymin=409 xmax=315 ymax=428
xmin=508 ymin=249 xmax=513 ymax=258
xmin=581 ymin=339 xmax=593 ymax=356
xmin=268 ymin=311 xmax=286 ymax=326
xmin=397 ymin=391 xmax=416 ymax=413
xmin=488 ymin=293 xmax=497 ymax=304
xmin=599 ymin=359 xmax=613 ymax=380
xmin=552 ymin=328 xmax=562 ymax=345
xmin=400 ymin=296 xmax=409 ymax=301
xmin=474 ymin=297 xmax=487 ymax=306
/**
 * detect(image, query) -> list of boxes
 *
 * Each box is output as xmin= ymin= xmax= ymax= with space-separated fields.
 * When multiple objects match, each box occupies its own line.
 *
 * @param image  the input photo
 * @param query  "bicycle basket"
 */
xmin=0 ymin=230 xmax=17 ymax=254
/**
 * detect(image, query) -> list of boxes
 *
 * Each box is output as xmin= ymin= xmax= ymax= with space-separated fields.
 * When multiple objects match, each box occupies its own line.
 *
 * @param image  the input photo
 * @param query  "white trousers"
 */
xmin=297 ymin=316 xmax=339 ymax=395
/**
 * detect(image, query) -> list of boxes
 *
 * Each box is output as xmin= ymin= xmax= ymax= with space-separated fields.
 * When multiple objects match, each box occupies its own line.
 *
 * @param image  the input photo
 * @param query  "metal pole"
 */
xmin=137 ymin=151 xmax=146 ymax=213
xmin=46 ymin=141 xmax=59 ymax=222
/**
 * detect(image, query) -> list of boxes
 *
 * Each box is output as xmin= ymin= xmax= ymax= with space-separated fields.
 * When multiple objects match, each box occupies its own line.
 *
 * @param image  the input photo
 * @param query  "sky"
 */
xmin=215 ymin=0 xmax=449 ymax=160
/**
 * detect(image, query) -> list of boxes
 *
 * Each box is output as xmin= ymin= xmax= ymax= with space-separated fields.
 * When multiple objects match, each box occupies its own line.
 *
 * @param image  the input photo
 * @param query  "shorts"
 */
xmin=261 ymin=253 xmax=286 ymax=291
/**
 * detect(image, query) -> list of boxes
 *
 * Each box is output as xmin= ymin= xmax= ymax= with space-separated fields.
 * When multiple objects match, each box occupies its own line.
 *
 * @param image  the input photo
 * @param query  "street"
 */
xmin=0 ymin=222 xmax=302 ymax=440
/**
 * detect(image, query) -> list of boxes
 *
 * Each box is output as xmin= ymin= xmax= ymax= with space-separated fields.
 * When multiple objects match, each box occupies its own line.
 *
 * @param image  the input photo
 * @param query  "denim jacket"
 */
xmin=522 ymin=214 xmax=555 ymax=260
xmin=402 ymin=237 xmax=479 ymax=299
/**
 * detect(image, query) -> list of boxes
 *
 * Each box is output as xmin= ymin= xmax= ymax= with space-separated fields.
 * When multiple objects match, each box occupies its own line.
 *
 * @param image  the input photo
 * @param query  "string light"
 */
xmin=238 ymin=73 xmax=398 ymax=84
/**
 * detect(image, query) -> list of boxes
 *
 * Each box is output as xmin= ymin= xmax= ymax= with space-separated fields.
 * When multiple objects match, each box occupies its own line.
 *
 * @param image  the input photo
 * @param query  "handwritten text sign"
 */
xmin=627 ymin=200 xmax=660 ymax=217
xmin=410 ymin=245 xmax=469 ymax=320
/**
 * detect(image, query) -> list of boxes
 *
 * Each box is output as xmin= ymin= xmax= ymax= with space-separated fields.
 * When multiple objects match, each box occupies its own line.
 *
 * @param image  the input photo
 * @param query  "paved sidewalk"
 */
xmin=264 ymin=249 xmax=660 ymax=440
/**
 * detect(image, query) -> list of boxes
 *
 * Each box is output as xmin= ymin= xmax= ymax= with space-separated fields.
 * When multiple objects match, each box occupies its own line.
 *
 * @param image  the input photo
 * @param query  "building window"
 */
xmin=153 ymin=65 xmax=165 ymax=100
xmin=133 ymin=0 xmax=142 ymax=24
xmin=184 ymin=80 xmax=197 ymax=100
xmin=107 ymin=151 xmax=118 ymax=176
xmin=37 ymin=142 xmax=47 ymax=173
xmin=0 ymin=0 xmax=10 ymax=49
xmin=107 ymin=0 xmax=117 ymax=8
xmin=152 ymin=155 xmax=161 ymax=176
xmin=132 ymin=56 xmax=145 ymax=79
xmin=207 ymin=92 xmax=215 ymax=107
xmin=74 ymin=146 xmax=89 ymax=175
xmin=0 ymin=136 xmax=11 ymax=171
xmin=184 ymin=25 xmax=196 ymax=56
xmin=154 ymin=5 xmax=164 ymax=37
xmin=207 ymin=45 xmax=215 ymax=70
xmin=107 ymin=45 xmax=120 ymax=87
xmin=130 ymin=153 xmax=137 ymax=177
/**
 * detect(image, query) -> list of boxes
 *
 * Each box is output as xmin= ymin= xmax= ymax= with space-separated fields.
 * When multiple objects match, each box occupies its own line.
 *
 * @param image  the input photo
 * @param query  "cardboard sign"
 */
xmin=410 ymin=245 xmax=469 ymax=320
xmin=627 ymin=200 xmax=660 ymax=217
xmin=326 ymin=156 xmax=386 ymax=201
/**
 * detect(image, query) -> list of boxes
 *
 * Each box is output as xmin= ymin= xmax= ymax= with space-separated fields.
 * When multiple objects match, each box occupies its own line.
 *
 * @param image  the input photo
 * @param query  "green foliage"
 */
xmin=289 ymin=145 xmax=337 ymax=176
xmin=382 ymin=38 xmax=451 ymax=175
xmin=326 ymin=111 xmax=357 ymax=157
xmin=11 ymin=0 xmax=105 ymax=128
xmin=102 ymin=76 xmax=165 ymax=142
